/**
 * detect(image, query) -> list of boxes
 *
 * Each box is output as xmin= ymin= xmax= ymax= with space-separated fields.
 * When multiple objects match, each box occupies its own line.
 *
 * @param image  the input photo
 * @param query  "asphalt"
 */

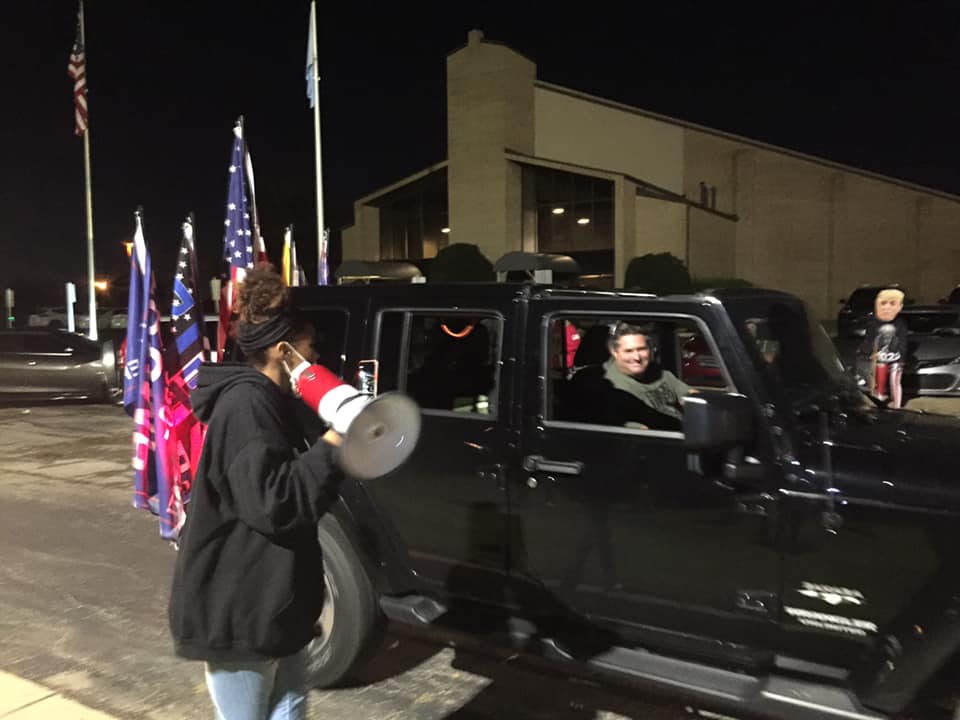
xmin=0 ymin=404 xmax=691 ymax=720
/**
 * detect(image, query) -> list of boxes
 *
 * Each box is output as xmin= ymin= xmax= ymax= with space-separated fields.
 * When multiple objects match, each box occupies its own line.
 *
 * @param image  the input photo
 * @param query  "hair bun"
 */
xmin=235 ymin=263 xmax=289 ymax=324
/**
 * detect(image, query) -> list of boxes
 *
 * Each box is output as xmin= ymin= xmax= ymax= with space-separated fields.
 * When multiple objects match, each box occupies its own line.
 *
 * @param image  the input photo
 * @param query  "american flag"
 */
xmin=123 ymin=211 xmax=172 ymax=537
xmin=160 ymin=216 xmax=208 ymax=540
xmin=67 ymin=5 xmax=88 ymax=136
xmin=217 ymin=122 xmax=255 ymax=359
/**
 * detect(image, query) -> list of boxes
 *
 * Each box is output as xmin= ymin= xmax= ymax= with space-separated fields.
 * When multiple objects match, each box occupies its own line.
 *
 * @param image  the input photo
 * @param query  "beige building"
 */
xmin=342 ymin=29 xmax=960 ymax=319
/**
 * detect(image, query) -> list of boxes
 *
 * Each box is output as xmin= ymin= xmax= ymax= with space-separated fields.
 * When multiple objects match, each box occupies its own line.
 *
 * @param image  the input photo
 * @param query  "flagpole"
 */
xmin=309 ymin=0 xmax=325 ymax=285
xmin=80 ymin=0 xmax=97 ymax=340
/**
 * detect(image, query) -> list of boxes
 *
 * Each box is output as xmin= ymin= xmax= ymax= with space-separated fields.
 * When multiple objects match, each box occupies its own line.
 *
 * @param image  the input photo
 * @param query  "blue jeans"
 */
xmin=204 ymin=648 xmax=308 ymax=720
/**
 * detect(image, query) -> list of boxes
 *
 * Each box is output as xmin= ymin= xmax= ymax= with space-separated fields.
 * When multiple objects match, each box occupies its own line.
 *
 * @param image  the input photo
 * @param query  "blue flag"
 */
xmin=160 ymin=216 xmax=208 ymax=540
xmin=124 ymin=212 xmax=155 ymax=511
xmin=123 ymin=212 xmax=173 ymax=538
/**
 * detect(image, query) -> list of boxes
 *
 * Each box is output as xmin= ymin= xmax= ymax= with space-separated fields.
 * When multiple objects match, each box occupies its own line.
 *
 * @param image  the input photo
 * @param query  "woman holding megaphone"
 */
xmin=169 ymin=264 xmax=342 ymax=720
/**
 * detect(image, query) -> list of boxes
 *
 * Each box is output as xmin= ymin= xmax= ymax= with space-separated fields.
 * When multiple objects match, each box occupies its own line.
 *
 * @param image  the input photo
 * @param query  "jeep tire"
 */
xmin=306 ymin=513 xmax=385 ymax=688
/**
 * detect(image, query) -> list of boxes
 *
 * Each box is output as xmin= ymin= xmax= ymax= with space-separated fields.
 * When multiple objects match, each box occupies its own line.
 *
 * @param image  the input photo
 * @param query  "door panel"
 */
xmin=362 ymin=303 xmax=516 ymax=608
xmin=515 ymin=305 xmax=782 ymax=662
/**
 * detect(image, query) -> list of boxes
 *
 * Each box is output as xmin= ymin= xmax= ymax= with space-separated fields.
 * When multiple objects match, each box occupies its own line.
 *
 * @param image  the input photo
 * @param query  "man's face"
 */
xmin=875 ymin=294 xmax=903 ymax=322
xmin=611 ymin=333 xmax=651 ymax=378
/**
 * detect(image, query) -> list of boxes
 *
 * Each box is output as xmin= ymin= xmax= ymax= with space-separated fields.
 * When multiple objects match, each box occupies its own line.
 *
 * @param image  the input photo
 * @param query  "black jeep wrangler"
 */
xmin=291 ymin=281 xmax=960 ymax=720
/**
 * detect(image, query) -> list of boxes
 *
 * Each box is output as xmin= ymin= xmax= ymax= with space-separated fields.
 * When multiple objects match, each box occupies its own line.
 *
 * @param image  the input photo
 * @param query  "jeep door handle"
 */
xmin=522 ymin=455 xmax=583 ymax=476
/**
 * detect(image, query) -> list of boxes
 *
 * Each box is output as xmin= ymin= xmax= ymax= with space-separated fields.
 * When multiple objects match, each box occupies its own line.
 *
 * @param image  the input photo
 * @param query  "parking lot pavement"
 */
xmin=0 ymin=405 xmax=691 ymax=720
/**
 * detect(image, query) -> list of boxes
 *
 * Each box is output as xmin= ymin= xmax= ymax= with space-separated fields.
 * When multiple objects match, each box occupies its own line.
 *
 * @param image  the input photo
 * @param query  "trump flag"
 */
xmin=123 ymin=211 xmax=173 ymax=537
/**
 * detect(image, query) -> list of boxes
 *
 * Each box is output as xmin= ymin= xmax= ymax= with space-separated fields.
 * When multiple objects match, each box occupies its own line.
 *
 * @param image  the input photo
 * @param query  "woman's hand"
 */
xmin=322 ymin=428 xmax=343 ymax=447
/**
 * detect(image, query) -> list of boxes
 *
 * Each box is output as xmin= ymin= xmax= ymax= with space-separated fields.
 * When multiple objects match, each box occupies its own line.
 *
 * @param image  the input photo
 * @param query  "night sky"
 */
xmin=4 ymin=1 xmax=960 ymax=313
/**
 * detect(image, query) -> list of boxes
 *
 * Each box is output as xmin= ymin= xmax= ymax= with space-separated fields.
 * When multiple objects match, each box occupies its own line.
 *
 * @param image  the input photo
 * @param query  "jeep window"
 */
xmin=376 ymin=311 xmax=500 ymax=416
xmin=726 ymin=297 xmax=865 ymax=409
xmin=545 ymin=315 xmax=731 ymax=430
xmin=306 ymin=309 xmax=348 ymax=378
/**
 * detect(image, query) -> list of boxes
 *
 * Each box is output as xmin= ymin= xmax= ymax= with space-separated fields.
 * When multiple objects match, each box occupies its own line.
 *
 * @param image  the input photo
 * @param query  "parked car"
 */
xmin=836 ymin=284 xmax=908 ymax=338
xmin=900 ymin=304 xmax=960 ymax=396
xmin=0 ymin=329 xmax=119 ymax=402
xmin=281 ymin=278 xmax=960 ymax=720
xmin=27 ymin=306 xmax=127 ymax=331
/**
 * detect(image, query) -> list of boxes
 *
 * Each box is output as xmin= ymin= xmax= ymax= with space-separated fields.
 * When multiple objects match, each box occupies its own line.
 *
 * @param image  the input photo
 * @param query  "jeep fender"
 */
xmin=326 ymin=476 xmax=420 ymax=597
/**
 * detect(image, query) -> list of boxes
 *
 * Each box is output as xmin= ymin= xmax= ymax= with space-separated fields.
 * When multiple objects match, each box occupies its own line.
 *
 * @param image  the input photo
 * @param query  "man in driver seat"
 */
xmin=570 ymin=322 xmax=691 ymax=431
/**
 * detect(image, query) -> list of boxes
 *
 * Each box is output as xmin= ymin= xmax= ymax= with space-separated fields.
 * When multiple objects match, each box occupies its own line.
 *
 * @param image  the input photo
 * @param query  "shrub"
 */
xmin=624 ymin=253 xmax=691 ymax=295
xmin=428 ymin=244 xmax=495 ymax=283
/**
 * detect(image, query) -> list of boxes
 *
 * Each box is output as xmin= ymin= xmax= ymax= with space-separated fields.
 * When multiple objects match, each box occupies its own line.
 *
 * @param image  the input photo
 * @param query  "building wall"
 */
xmin=341 ymin=203 xmax=380 ymax=263
xmin=687 ymin=207 xmax=736 ymax=280
xmin=534 ymin=86 xmax=684 ymax=194
xmin=446 ymin=31 xmax=536 ymax=264
xmin=633 ymin=196 xmax=686 ymax=265
xmin=685 ymin=128 xmax=960 ymax=318
xmin=341 ymin=32 xmax=960 ymax=319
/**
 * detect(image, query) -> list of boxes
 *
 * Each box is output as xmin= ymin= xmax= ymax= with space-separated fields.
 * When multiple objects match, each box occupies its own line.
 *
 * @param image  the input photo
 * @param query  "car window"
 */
xmin=902 ymin=310 xmax=959 ymax=334
xmin=545 ymin=315 xmax=730 ymax=431
xmin=377 ymin=310 xmax=500 ymax=416
xmin=847 ymin=288 xmax=880 ymax=311
xmin=20 ymin=334 xmax=75 ymax=354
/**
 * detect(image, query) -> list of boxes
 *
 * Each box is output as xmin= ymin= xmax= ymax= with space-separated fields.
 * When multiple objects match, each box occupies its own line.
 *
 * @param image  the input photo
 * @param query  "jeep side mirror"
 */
xmin=682 ymin=393 xmax=753 ymax=451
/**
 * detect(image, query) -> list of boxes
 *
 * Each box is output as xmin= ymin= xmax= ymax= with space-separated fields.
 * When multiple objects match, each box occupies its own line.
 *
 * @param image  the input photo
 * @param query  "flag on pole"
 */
xmin=306 ymin=1 xmax=318 ymax=109
xmin=217 ymin=122 xmax=255 ymax=360
xmin=123 ymin=211 xmax=173 ymax=538
xmin=281 ymin=226 xmax=293 ymax=286
xmin=243 ymin=143 xmax=268 ymax=264
xmin=281 ymin=225 xmax=303 ymax=287
xmin=318 ymin=228 xmax=329 ymax=286
xmin=160 ymin=216 xmax=208 ymax=539
xmin=67 ymin=3 xmax=88 ymax=136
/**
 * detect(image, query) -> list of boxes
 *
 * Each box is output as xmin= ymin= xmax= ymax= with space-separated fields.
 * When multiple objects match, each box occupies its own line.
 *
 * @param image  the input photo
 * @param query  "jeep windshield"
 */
xmin=723 ymin=295 xmax=866 ymax=410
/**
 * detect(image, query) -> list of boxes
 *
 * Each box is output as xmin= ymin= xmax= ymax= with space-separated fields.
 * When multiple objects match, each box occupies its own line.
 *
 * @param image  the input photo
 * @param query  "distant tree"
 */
xmin=624 ymin=253 xmax=692 ymax=295
xmin=428 ymin=244 xmax=495 ymax=283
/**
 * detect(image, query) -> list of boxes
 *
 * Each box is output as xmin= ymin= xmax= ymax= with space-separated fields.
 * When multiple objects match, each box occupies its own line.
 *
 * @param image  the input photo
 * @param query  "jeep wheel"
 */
xmin=306 ymin=514 xmax=386 ymax=688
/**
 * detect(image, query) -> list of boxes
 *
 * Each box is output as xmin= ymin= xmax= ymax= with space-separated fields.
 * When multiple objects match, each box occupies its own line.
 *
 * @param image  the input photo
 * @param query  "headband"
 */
xmin=237 ymin=313 xmax=295 ymax=355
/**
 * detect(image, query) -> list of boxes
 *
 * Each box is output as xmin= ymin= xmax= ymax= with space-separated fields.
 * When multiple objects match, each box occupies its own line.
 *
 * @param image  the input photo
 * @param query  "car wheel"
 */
xmin=306 ymin=513 xmax=386 ymax=689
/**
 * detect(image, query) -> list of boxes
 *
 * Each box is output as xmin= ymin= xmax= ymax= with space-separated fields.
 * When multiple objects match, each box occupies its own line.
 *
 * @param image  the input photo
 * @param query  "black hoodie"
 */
xmin=169 ymin=362 xmax=340 ymax=662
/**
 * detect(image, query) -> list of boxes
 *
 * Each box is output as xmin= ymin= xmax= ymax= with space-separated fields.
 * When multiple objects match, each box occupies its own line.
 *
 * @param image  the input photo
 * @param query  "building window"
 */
xmin=521 ymin=166 xmax=614 ymax=255
xmin=377 ymin=169 xmax=448 ymax=261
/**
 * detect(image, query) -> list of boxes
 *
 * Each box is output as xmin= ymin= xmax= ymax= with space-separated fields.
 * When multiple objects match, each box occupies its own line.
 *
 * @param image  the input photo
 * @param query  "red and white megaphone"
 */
xmin=283 ymin=347 xmax=421 ymax=480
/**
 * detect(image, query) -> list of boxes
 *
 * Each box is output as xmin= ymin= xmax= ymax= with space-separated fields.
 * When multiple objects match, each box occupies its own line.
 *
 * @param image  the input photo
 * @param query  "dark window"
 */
xmin=377 ymin=168 xmax=448 ymax=261
xmin=376 ymin=311 xmax=500 ymax=415
xmin=308 ymin=309 xmax=349 ymax=378
xmin=521 ymin=165 xmax=614 ymax=258
xmin=21 ymin=334 xmax=74 ymax=354
xmin=902 ymin=311 xmax=959 ymax=334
